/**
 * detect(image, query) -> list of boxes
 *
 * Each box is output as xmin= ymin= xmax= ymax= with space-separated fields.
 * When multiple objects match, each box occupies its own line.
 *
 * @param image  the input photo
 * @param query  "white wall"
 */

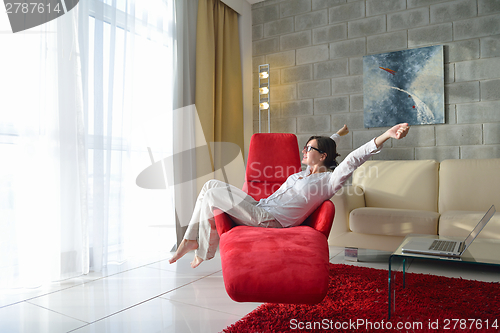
xmin=251 ymin=0 xmax=500 ymax=161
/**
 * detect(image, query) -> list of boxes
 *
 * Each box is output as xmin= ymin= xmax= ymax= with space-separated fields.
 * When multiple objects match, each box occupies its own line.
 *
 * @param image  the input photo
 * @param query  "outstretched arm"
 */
xmin=328 ymin=122 xmax=410 ymax=195
xmin=336 ymin=124 xmax=349 ymax=136
xmin=330 ymin=124 xmax=349 ymax=143
xmin=375 ymin=123 xmax=410 ymax=148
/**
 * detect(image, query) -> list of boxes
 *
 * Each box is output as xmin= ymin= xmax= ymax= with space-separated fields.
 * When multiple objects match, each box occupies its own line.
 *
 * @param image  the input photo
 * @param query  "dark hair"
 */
xmin=306 ymin=136 xmax=340 ymax=170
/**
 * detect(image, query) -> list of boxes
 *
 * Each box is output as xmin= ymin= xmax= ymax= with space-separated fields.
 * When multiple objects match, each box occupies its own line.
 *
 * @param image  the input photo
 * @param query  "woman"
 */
xmin=170 ymin=123 xmax=410 ymax=268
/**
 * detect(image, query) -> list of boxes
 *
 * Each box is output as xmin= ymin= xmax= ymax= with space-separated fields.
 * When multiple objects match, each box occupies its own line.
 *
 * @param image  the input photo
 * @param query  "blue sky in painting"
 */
xmin=363 ymin=45 xmax=444 ymax=128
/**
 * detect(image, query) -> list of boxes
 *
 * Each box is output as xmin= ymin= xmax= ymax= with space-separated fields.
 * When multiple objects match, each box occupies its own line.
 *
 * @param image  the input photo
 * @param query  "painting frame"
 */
xmin=363 ymin=45 xmax=445 ymax=128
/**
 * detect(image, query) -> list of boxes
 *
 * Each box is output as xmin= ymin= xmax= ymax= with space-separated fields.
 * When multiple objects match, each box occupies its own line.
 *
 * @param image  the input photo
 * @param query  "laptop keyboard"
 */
xmin=429 ymin=240 xmax=456 ymax=252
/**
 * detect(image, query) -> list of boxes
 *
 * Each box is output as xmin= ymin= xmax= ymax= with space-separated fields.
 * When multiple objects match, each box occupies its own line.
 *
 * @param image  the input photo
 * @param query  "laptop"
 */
xmin=402 ymin=205 xmax=496 ymax=257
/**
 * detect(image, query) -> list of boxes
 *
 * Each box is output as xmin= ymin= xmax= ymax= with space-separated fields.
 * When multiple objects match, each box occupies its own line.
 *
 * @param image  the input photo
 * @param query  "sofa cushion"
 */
xmin=352 ymin=160 xmax=439 ymax=212
xmin=439 ymin=159 xmax=500 ymax=213
xmin=349 ymin=207 xmax=439 ymax=237
xmin=438 ymin=211 xmax=500 ymax=240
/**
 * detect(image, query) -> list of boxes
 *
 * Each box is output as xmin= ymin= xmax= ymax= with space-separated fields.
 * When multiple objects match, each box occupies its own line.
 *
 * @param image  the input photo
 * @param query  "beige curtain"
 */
xmin=195 ymin=0 xmax=244 ymax=181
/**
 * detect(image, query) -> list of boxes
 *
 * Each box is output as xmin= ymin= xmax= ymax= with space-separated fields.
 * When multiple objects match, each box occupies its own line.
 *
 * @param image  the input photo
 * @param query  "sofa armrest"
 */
xmin=213 ymin=208 xmax=236 ymax=236
xmin=330 ymin=185 xmax=365 ymax=237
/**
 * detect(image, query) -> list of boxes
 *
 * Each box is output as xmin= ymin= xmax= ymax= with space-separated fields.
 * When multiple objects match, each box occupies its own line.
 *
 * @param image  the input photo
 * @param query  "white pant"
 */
xmin=184 ymin=180 xmax=281 ymax=260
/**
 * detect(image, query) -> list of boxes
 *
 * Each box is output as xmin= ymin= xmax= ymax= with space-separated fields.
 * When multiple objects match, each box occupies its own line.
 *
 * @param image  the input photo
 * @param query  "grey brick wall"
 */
xmin=252 ymin=0 xmax=500 ymax=161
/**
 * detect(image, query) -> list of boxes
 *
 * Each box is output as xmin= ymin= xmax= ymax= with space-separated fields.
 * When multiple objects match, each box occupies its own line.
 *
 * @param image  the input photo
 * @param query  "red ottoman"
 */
xmin=219 ymin=225 xmax=330 ymax=304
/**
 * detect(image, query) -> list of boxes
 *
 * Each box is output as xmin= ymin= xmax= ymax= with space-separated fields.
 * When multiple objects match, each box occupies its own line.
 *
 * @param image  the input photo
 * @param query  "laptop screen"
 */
xmin=463 ymin=205 xmax=496 ymax=249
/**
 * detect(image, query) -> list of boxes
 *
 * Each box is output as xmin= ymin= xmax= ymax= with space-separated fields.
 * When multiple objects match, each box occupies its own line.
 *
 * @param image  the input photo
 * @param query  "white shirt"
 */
xmin=256 ymin=134 xmax=382 ymax=228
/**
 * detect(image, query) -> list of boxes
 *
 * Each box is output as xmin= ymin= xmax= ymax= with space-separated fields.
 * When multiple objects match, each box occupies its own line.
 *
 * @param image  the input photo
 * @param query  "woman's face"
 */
xmin=302 ymin=139 xmax=325 ymax=167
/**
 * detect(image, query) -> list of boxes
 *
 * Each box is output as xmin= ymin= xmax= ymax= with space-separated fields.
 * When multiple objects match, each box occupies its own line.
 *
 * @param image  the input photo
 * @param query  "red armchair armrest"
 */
xmin=302 ymin=200 xmax=335 ymax=238
xmin=214 ymin=208 xmax=235 ymax=236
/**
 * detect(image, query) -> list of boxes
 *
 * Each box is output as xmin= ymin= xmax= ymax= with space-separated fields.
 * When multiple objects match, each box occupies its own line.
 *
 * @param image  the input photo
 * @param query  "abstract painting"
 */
xmin=363 ymin=45 xmax=444 ymax=128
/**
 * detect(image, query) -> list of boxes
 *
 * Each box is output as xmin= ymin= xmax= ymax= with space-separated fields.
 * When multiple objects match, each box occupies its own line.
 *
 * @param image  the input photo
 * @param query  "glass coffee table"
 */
xmin=388 ymin=234 xmax=500 ymax=319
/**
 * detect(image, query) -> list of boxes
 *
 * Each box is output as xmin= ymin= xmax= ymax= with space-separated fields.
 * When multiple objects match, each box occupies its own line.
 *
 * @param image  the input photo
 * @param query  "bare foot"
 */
xmin=169 ymin=239 xmax=199 ymax=264
xmin=190 ymin=255 xmax=204 ymax=268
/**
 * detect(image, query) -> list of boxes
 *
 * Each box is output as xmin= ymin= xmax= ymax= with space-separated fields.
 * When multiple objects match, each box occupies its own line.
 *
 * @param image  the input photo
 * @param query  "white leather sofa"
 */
xmin=328 ymin=158 xmax=500 ymax=252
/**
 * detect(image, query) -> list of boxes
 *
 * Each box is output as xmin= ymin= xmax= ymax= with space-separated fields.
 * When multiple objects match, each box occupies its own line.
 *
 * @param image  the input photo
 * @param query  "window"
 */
xmin=85 ymin=0 xmax=177 ymax=260
xmin=0 ymin=0 xmax=178 ymax=286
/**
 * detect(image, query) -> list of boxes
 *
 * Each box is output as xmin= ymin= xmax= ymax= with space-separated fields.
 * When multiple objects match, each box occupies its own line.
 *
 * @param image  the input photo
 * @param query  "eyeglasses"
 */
xmin=303 ymin=145 xmax=325 ymax=154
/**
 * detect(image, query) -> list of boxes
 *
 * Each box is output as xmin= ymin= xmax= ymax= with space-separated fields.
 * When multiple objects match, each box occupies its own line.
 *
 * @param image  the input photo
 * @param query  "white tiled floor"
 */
xmin=1 ymin=246 xmax=499 ymax=333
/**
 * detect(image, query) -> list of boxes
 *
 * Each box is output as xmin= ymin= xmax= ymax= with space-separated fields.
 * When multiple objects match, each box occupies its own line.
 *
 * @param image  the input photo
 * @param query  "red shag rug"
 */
xmin=223 ymin=264 xmax=500 ymax=332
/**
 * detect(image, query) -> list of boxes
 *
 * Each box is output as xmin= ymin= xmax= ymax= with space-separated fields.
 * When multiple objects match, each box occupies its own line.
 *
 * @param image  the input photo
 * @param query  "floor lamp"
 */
xmin=258 ymin=64 xmax=270 ymax=133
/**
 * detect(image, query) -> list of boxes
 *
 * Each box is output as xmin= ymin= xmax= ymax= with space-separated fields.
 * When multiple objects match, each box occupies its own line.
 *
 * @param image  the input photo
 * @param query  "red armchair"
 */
xmin=214 ymin=133 xmax=335 ymax=304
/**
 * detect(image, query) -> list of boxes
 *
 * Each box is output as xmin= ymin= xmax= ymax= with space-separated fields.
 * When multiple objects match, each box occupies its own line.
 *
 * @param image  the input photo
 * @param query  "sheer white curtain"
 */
xmin=0 ymin=0 xmax=186 ymax=290
xmin=79 ymin=0 xmax=178 ymax=272
xmin=0 ymin=8 xmax=88 ymax=289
